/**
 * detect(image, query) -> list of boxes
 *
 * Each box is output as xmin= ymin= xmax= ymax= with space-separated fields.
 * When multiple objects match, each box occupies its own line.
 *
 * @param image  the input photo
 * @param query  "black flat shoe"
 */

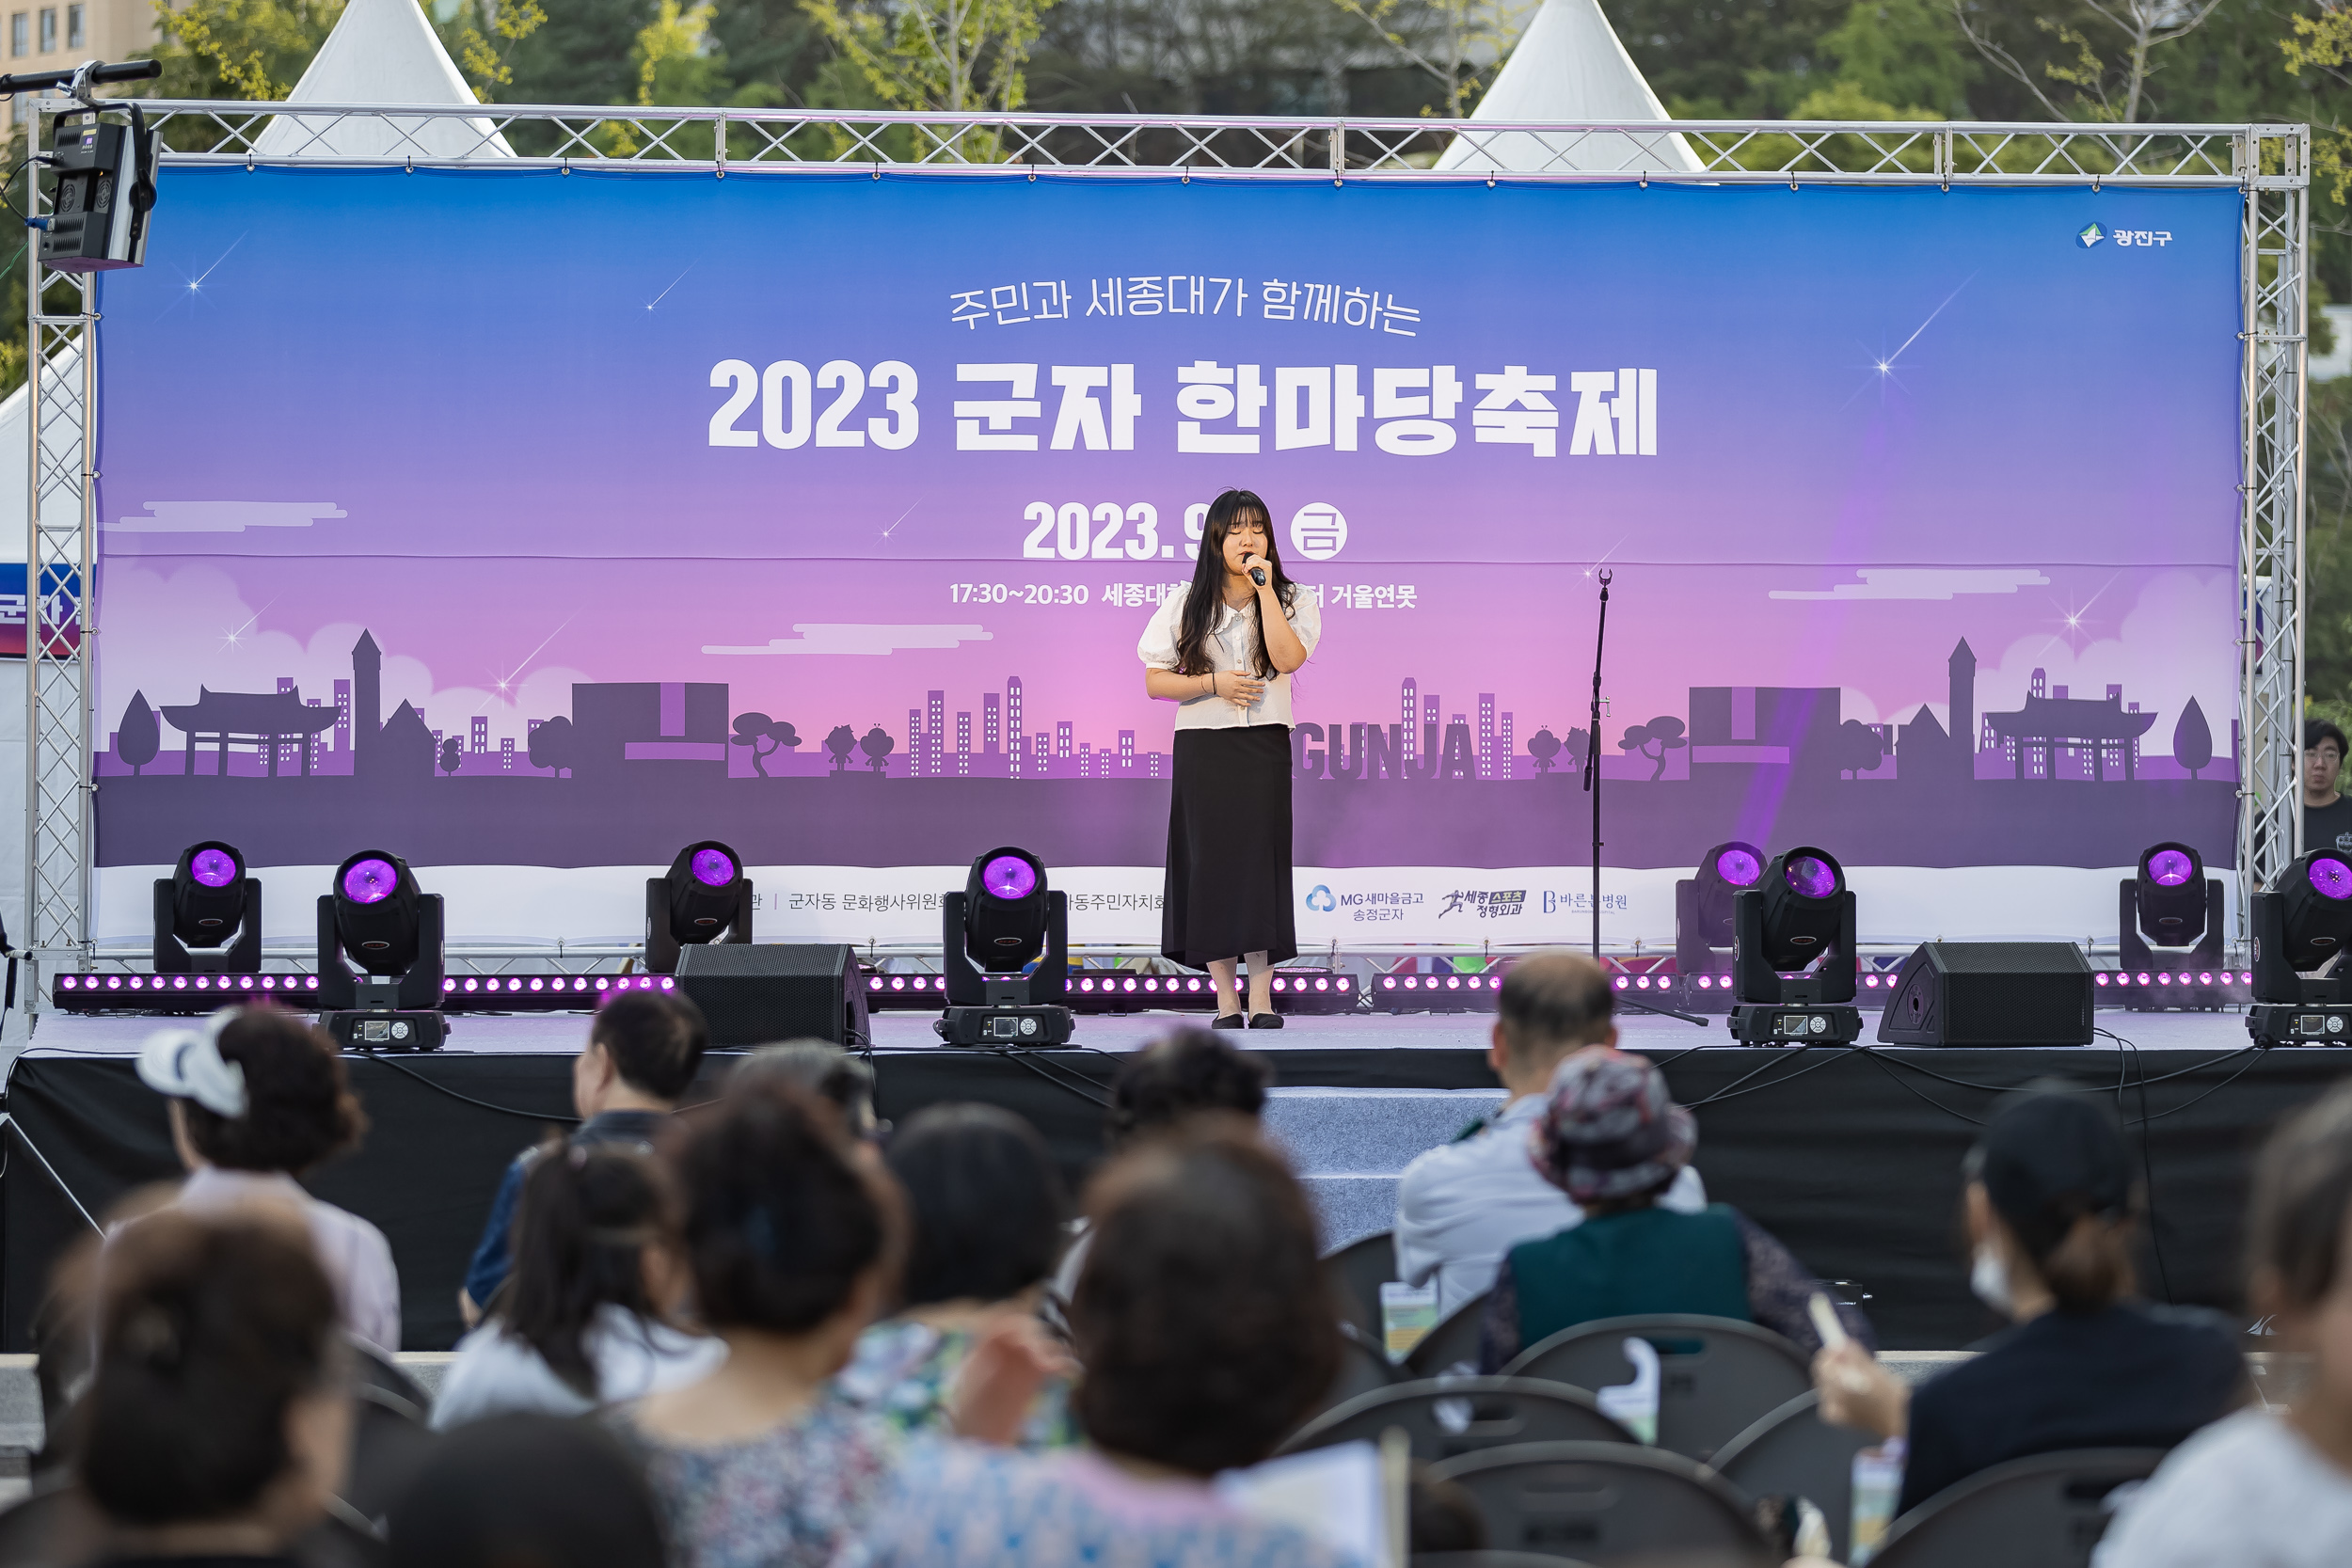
xmin=1248 ymin=1012 xmax=1284 ymax=1029
xmin=1212 ymin=1012 xmax=1247 ymax=1029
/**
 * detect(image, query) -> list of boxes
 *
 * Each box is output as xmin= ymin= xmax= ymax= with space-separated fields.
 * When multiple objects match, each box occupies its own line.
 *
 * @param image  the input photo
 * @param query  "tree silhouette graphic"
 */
xmin=527 ymin=716 xmax=576 ymax=778
xmin=1835 ymin=720 xmax=1885 ymax=780
xmin=731 ymin=711 xmax=799 ymax=778
xmin=2173 ymin=698 xmax=2214 ymax=780
xmin=118 ymin=691 xmax=159 ymax=776
xmin=437 ymin=736 xmax=464 ymax=776
xmin=1617 ymin=716 xmax=1688 ymax=781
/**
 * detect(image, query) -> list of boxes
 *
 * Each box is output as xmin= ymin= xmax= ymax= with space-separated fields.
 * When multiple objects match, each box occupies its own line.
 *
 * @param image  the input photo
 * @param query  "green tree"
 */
xmin=1820 ymin=0 xmax=1977 ymax=113
xmin=502 ymin=0 xmax=659 ymax=108
xmin=799 ymin=0 xmax=1059 ymax=125
xmin=149 ymin=0 xmax=343 ymax=102
xmin=1606 ymin=0 xmax=1857 ymax=118
xmin=1949 ymin=0 xmax=2226 ymax=122
xmin=432 ymin=0 xmax=549 ymax=101
xmin=1323 ymin=0 xmax=1535 ymax=118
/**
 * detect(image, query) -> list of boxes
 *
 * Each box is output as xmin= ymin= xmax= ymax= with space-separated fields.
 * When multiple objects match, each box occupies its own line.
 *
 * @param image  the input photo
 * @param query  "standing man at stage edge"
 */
xmin=457 ymin=990 xmax=709 ymax=1326
xmin=1392 ymin=950 xmax=1707 ymax=1320
xmin=2308 ymin=720 xmax=2352 ymax=856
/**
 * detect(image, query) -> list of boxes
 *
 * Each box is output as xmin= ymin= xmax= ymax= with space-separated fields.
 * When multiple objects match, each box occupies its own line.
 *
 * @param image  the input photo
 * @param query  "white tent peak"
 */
xmin=253 ymin=0 xmax=514 ymax=160
xmin=1436 ymin=0 xmax=1700 ymax=175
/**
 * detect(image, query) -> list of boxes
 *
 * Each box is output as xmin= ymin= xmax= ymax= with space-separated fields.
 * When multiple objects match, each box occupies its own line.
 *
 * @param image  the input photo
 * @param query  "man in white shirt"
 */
xmin=1392 ymin=950 xmax=1706 ymax=1319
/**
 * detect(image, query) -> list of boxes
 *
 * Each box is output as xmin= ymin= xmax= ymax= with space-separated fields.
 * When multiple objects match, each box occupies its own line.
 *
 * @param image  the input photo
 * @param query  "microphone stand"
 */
xmin=1582 ymin=570 xmax=1705 ymax=1027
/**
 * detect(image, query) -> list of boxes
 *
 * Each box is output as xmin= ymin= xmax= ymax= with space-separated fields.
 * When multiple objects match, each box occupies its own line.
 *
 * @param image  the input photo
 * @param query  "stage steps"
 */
xmin=1263 ymin=1085 xmax=1506 ymax=1252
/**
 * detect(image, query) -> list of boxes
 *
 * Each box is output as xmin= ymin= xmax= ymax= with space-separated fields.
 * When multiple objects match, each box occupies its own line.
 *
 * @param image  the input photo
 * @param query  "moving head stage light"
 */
xmin=153 ymin=842 xmax=261 ymax=975
xmin=317 ymin=850 xmax=446 ymax=1052
xmin=2119 ymin=842 xmax=2230 ymax=1011
xmin=937 ymin=847 xmax=1073 ymax=1047
xmin=29 ymin=61 xmax=167 ymax=274
xmin=1675 ymin=841 xmax=1763 ymax=1011
xmin=2249 ymin=849 xmax=2352 ymax=1046
xmin=1728 ymin=847 xmax=1863 ymax=1045
xmin=647 ymin=841 xmax=754 ymax=974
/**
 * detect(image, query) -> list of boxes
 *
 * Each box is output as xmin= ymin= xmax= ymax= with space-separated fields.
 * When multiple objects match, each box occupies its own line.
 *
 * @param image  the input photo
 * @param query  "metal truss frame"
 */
xmin=18 ymin=104 xmax=2307 ymax=1007
xmin=22 ymin=97 xmax=95 ymax=1017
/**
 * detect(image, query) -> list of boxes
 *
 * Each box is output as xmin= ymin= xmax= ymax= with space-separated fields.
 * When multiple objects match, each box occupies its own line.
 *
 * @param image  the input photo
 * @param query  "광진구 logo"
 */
xmin=2077 ymin=221 xmax=2106 ymax=248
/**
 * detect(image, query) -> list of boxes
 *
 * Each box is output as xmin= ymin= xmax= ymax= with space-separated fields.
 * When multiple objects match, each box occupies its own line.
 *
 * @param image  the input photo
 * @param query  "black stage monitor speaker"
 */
xmin=1877 ymin=942 xmax=2094 ymax=1047
xmin=675 ymin=943 xmax=870 ymax=1048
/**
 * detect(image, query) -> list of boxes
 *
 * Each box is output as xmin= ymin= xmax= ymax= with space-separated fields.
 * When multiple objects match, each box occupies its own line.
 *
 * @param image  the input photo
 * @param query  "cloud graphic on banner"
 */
xmin=107 ymin=501 xmax=348 ymax=534
xmin=96 ymin=564 xmax=590 ymax=754
xmin=1769 ymin=568 xmax=2051 ymax=601
xmin=703 ymin=625 xmax=993 ymax=656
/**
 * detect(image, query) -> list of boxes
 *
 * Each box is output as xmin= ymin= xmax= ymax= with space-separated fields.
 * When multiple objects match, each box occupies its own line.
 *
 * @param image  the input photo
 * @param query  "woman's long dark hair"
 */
xmin=1172 ymin=489 xmax=1297 ymax=680
xmin=499 ymin=1140 xmax=679 ymax=1398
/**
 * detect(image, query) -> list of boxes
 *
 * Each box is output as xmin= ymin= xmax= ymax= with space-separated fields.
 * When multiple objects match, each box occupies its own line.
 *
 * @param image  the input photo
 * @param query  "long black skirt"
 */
xmin=1163 ymin=725 xmax=1297 ymax=970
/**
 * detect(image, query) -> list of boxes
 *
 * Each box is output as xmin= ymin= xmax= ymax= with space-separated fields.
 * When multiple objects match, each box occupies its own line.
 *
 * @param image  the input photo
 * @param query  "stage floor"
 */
xmin=3 ymin=1003 xmax=2281 ymax=1058
xmin=5 ymin=1004 xmax=2344 ymax=1354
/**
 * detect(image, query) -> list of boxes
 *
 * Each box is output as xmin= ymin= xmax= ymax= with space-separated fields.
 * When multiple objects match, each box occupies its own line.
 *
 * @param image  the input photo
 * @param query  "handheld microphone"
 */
xmin=1248 ymin=566 xmax=1266 ymax=586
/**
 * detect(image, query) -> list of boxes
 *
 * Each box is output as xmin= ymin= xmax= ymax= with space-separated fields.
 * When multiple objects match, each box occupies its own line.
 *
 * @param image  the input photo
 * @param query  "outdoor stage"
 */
xmin=3 ymin=1006 xmax=2344 ymax=1354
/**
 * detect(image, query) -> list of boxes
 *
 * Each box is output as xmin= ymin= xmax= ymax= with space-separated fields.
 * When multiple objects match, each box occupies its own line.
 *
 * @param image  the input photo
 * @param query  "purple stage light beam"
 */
xmin=982 ymin=854 xmax=1038 ymax=901
xmin=1715 ymin=847 xmax=1762 ymax=886
xmin=1784 ymin=855 xmax=1838 ymax=899
xmin=2146 ymin=849 xmax=2195 ymax=887
xmin=2311 ymin=856 xmax=2352 ymax=901
xmin=342 ymin=858 xmax=399 ymax=904
xmin=189 ymin=848 xmax=238 ymax=888
xmin=691 ymin=847 xmax=737 ymax=887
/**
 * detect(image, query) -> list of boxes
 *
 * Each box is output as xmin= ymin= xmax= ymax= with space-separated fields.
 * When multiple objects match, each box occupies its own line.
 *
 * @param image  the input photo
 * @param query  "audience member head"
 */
xmin=732 ymin=1040 xmax=879 ymax=1138
xmin=673 ymin=1082 xmax=899 ymax=1351
xmin=2248 ymin=1082 xmax=2352 ymax=1391
xmin=1070 ymin=1118 xmax=1338 ymax=1474
xmin=78 ymin=1211 xmax=349 ymax=1547
xmin=1528 ymin=1048 xmax=1694 ymax=1211
xmin=1965 ymin=1090 xmax=2137 ymax=1317
xmin=1492 ymin=950 xmax=1619 ymax=1093
xmin=500 ymin=1139 xmax=686 ymax=1394
xmin=575 ymin=990 xmax=707 ymax=1118
xmin=2309 ymin=717 xmax=2348 ymax=766
xmin=1105 ymin=1030 xmax=1271 ymax=1147
xmin=139 ymin=1006 xmax=367 ymax=1178
xmin=388 ymin=1414 xmax=665 ymax=1568
xmin=886 ymin=1103 xmax=1067 ymax=1310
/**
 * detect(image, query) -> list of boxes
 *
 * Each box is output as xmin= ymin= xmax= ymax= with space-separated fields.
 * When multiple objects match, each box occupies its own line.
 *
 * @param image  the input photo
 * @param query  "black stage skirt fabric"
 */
xmin=1163 ymin=725 xmax=1297 ymax=969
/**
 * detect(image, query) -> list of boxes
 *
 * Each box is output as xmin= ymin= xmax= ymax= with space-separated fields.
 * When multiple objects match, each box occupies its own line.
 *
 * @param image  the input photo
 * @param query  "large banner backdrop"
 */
xmin=90 ymin=166 xmax=2242 ymax=949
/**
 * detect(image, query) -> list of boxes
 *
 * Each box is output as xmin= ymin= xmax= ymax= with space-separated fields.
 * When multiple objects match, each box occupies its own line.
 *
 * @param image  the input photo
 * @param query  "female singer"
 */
xmin=1137 ymin=489 xmax=1321 ymax=1028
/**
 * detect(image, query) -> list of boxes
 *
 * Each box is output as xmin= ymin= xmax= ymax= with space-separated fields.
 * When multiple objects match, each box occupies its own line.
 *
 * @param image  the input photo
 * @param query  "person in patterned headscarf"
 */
xmin=1478 ymin=1048 xmax=1875 ymax=1371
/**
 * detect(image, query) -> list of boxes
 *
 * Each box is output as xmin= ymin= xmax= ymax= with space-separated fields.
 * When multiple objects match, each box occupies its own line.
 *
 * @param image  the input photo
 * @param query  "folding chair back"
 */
xmin=1867 ymin=1448 xmax=2166 ymax=1568
xmin=1708 ymin=1389 xmax=1879 ymax=1563
xmin=1324 ymin=1228 xmax=1401 ymax=1341
xmin=1502 ymin=1314 xmax=1812 ymax=1461
xmin=1405 ymin=1292 xmax=1492 ymax=1379
xmin=1280 ymin=1376 xmax=1637 ymax=1463
xmin=1430 ymin=1440 xmax=1776 ymax=1566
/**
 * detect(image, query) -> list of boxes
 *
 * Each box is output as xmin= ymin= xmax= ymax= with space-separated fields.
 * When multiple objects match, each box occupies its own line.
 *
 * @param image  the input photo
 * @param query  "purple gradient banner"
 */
xmin=88 ymin=167 xmax=2242 ymax=946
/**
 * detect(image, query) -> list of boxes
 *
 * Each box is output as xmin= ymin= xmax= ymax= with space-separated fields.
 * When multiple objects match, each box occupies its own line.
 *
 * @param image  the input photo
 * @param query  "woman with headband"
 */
xmin=135 ymin=1006 xmax=399 ymax=1353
